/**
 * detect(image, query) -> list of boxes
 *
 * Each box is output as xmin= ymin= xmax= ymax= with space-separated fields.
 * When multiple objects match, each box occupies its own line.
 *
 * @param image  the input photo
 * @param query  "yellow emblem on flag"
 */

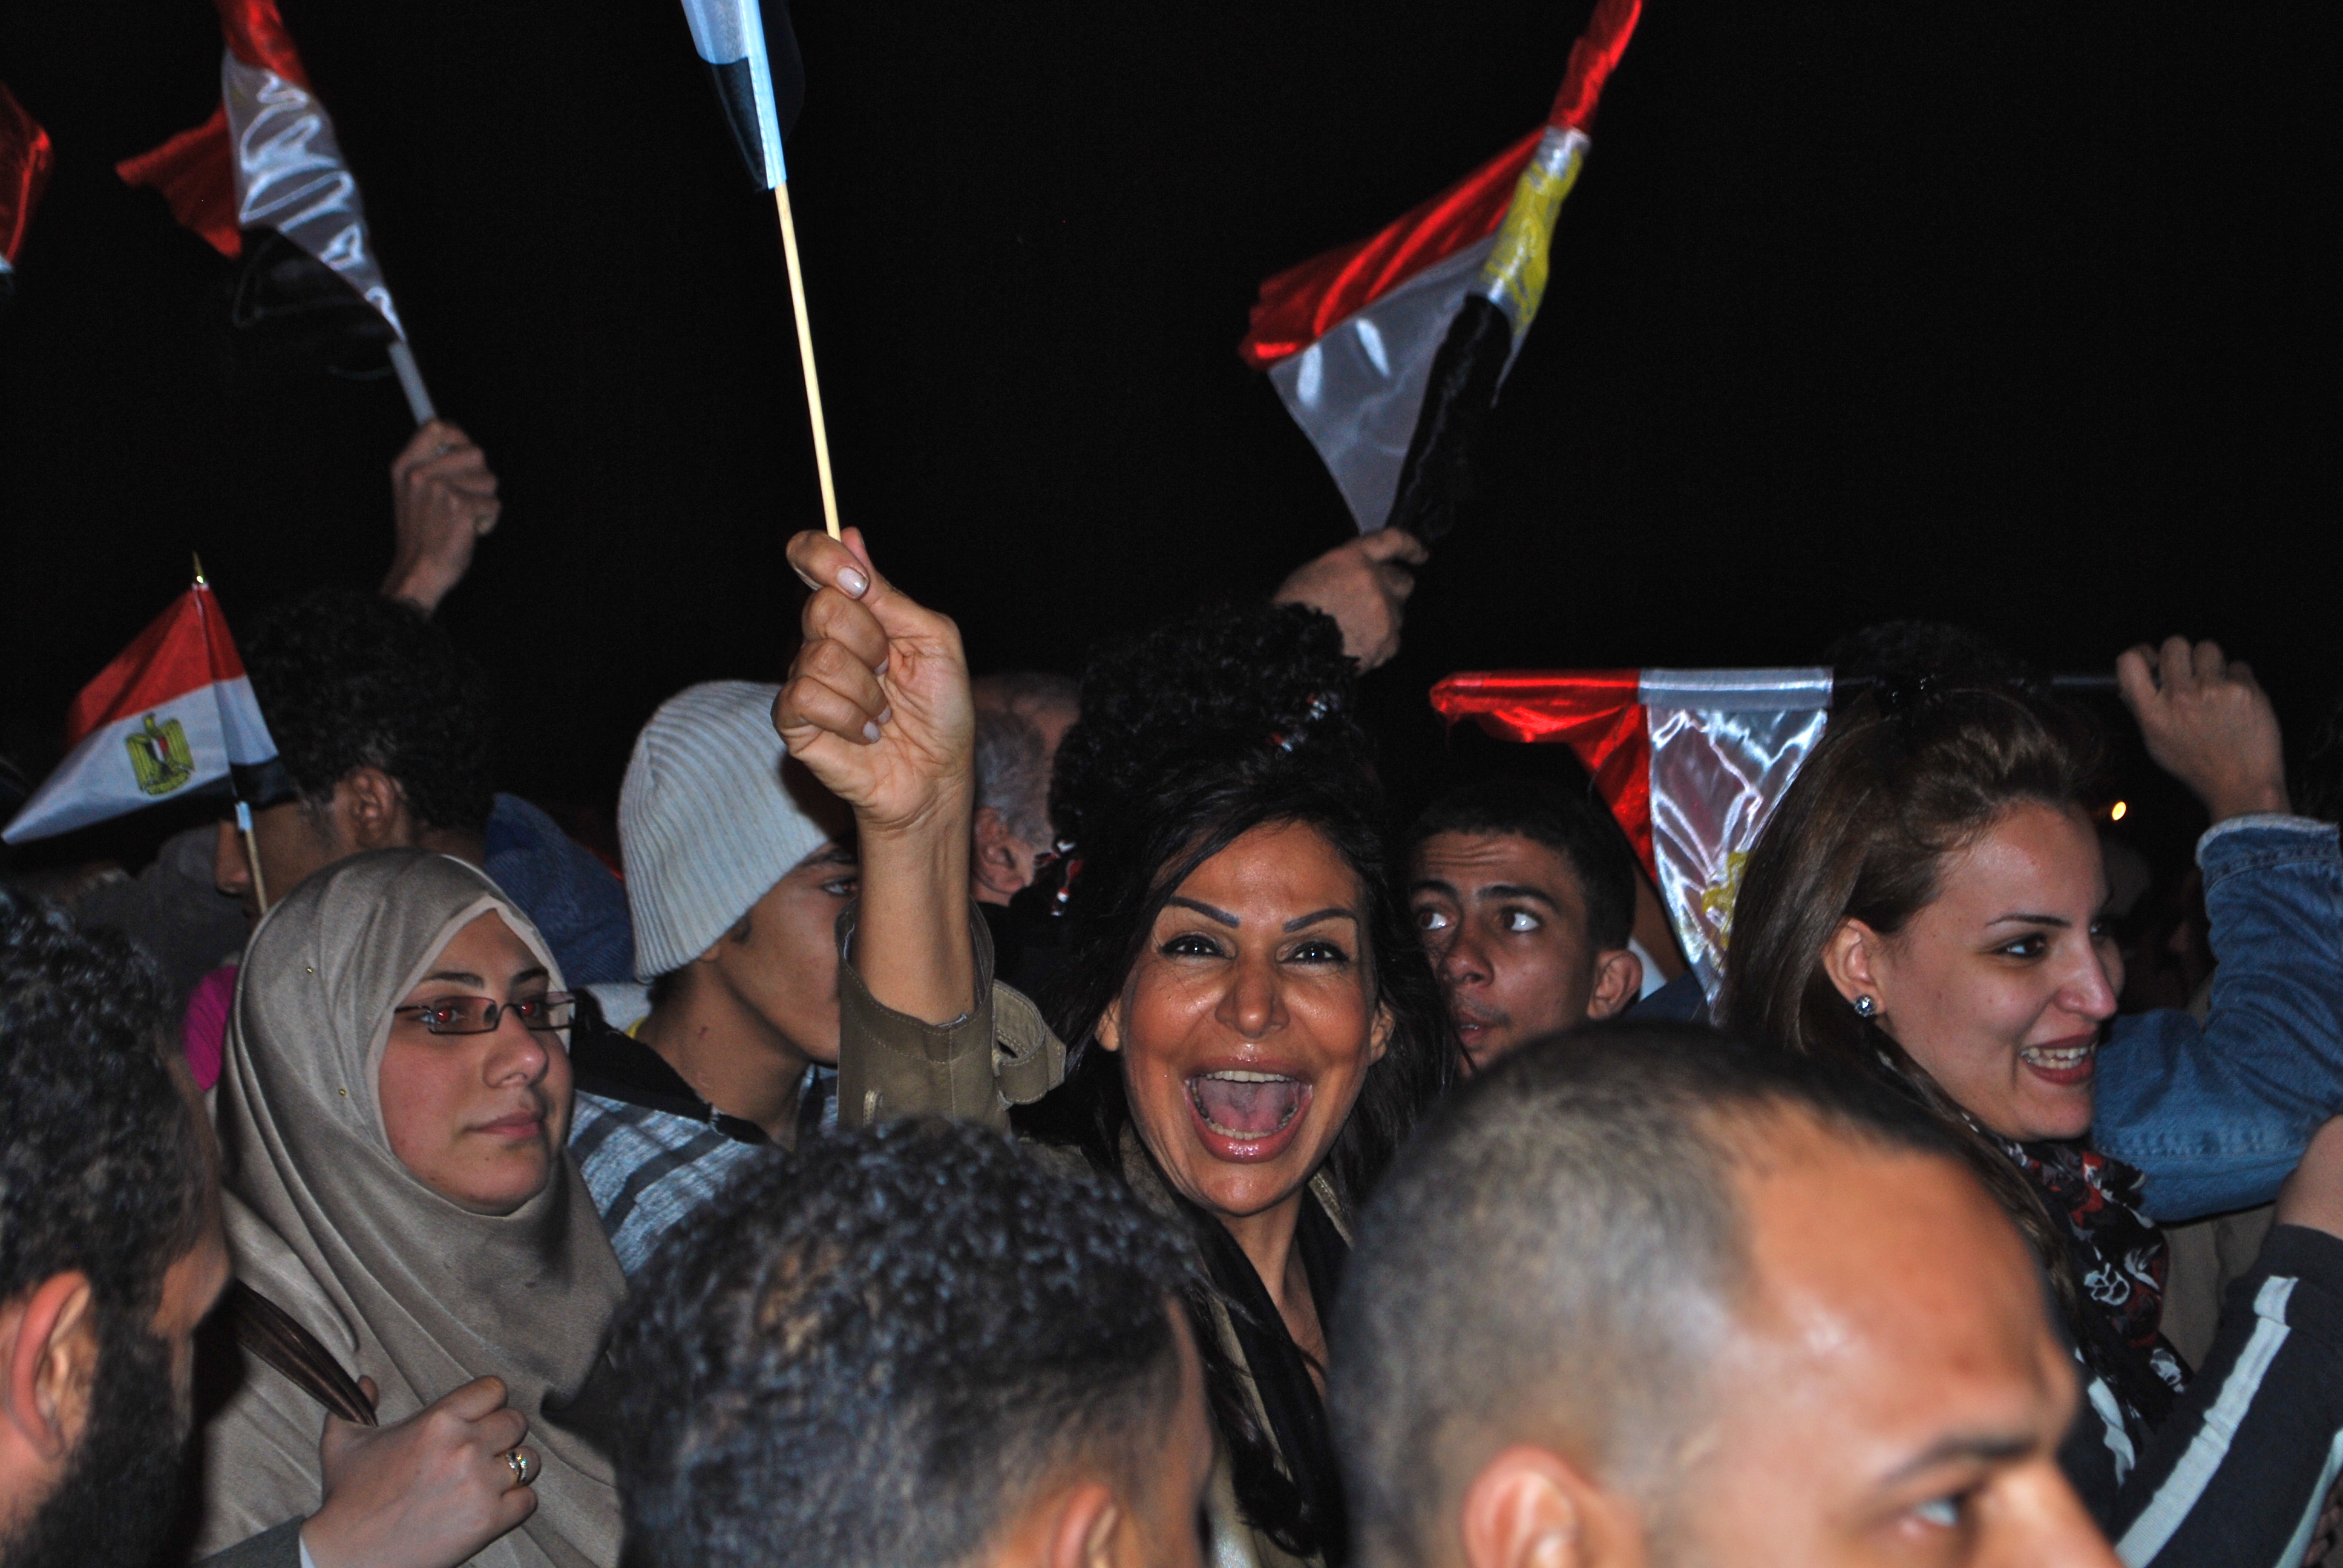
xmin=1475 ymin=128 xmax=1589 ymax=338
xmin=125 ymin=713 xmax=195 ymax=797
xmin=1699 ymin=851 xmax=1751 ymax=945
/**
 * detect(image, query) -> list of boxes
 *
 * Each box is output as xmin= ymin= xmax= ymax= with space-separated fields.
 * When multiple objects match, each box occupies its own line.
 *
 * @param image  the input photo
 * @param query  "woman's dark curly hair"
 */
xmin=1017 ymin=601 xmax=1453 ymax=1560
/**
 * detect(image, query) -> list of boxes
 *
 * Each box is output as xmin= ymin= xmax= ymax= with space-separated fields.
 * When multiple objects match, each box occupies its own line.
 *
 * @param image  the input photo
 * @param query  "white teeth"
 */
xmin=2020 ymin=1044 xmax=2096 ymax=1067
xmin=1200 ymin=1070 xmax=1297 ymax=1083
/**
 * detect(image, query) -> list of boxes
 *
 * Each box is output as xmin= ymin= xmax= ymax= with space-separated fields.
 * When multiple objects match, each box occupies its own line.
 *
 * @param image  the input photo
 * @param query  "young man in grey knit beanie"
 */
xmin=567 ymin=680 xmax=857 ymax=1273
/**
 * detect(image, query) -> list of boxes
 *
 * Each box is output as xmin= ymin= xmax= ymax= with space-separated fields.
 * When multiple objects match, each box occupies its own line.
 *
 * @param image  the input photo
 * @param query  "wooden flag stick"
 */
xmin=773 ymin=182 xmax=842 ymax=540
xmin=236 ymin=799 xmax=272 ymax=914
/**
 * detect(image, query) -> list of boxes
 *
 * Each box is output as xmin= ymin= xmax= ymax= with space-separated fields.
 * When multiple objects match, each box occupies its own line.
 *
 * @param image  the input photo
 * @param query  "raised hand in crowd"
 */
xmin=776 ymin=527 xmax=974 ymax=1023
xmin=2118 ymin=635 xmax=2292 ymax=822
xmin=1271 ymin=527 xmax=1427 ymax=671
xmin=300 ymin=1376 xmax=536 ymax=1568
xmin=382 ymin=420 xmax=502 ymax=615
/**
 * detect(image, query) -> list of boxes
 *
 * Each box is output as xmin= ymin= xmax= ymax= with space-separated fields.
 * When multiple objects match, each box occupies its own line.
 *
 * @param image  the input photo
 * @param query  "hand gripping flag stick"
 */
xmin=680 ymin=0 xmax=839 ymax=538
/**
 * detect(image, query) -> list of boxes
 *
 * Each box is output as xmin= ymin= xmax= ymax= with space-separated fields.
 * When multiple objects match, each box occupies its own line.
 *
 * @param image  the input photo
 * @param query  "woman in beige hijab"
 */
xmin=195 ymin=849 xmax=626 ymax=1568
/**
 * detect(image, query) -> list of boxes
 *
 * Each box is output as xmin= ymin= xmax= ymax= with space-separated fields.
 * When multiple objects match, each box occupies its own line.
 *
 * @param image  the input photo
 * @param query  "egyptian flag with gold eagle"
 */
xmin=1239 ymin=0 xmax=1640 ymax=539
xmin=0 ymin=82 xmax=54 ymax=305
xmin=4 ymin=574 xmax=284 ymax=843
xmin=114 ymin=0 xmax=436 ymax=419
xmin=1432 ymin=668 xmax=1833 ymax=1002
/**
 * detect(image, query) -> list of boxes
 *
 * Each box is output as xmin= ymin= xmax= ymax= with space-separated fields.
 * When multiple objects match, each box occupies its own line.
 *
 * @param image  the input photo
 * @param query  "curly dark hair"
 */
xmin=2 ymin=889 xmax=208 ymax=1321
xmin=1049 ymin=601 xmax=1371 ymax=851
xmin=1013 ymin=603 xmax=1451 ymax=1561
xmin=610 ymin=1120 xmax=1200 ymax=1568
xmin=242 ymin=589 xmax=495 ymax=834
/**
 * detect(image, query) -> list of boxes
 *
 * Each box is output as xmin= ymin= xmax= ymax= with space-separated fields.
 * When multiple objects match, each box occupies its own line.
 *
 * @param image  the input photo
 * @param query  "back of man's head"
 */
xmin=1333 ymin=1022 xmax=2039 ymax=1568
xmin=243 ymin=588 xmax=495 ymax=835
xmin=2 ymin=892 xmax=209 ymax=1561
xmin=1 ymin=891 xmax=203 ymax=1324
xmin=612 ymin=1120 xmax=1202 ymax=1568
xmin=1406 ymin=777 xmax=1637 ymax=951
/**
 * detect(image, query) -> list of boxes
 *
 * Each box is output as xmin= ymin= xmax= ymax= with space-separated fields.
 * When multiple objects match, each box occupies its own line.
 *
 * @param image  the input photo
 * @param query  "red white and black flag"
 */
xmin=0 ymin=82 xmax=54 ymax=304
xmin=4 ymin=573 xmax=285 ymax=844
xmin=1240 ymin=0 xmax=1641 ymax=539
xmin=114 ymin=0 xmax=435 ymax=420
xmin=1432 ymin=668 xmax=1833 ymax=1002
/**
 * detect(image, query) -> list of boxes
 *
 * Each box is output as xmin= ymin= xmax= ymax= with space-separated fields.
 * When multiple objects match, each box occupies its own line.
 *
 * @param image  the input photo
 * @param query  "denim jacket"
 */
xmin=2092 ymin=815 xmax=2343 ymax=1221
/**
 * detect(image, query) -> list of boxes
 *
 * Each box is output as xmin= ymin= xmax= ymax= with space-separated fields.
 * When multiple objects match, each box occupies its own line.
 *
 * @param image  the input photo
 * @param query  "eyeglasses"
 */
xmin=392 ymin=992 xmax=575 ymax=1036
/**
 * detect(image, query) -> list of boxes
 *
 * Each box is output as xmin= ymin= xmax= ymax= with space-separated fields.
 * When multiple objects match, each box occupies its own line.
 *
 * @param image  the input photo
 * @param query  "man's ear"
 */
xmin=1040 ymin=1479 xmax=1124 ymax=1568
xmin=1460 ymin=1445 xmax=1643 ymax=1568
xmin=972 ymin=808 xmax=1032 ymax=901
xmin=1 ymin=1273 xmax=97 ymax=1462
xmin=337 ymin=766 xmax=416 ymax=852
xmin=1820 ymin=919 xmax=1888 ymax=1013
xmin=1585 ymin=949 xmax=1644 ymax=1021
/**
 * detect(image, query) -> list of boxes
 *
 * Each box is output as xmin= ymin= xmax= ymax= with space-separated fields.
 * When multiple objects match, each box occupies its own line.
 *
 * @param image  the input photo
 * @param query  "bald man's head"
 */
xmin=1331 ymin=1023 xmax=2113 ymax=1568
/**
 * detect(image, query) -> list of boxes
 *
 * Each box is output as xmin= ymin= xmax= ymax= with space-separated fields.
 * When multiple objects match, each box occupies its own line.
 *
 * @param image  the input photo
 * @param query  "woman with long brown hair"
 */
xmin=1726 ymin=640 xmax=2343 ymax=1564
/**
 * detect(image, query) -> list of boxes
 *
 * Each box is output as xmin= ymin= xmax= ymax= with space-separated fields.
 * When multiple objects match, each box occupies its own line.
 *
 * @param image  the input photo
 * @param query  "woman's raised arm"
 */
xmin=773 ymin=527 xmax=977 ymax=1025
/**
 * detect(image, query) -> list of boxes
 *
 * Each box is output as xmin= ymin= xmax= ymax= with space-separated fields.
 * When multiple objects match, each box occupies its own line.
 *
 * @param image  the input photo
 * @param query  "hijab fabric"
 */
xmin=201 ymin=850 xmax=626 ymax=1567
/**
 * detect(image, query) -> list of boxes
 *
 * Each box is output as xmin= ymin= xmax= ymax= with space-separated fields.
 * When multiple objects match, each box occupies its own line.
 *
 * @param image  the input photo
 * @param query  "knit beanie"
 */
xmin=620 ymin=681 xmax=836 ymax=980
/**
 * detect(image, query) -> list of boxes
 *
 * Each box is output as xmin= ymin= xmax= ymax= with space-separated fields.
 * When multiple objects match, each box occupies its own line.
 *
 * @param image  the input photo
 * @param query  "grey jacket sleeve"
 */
xmin=834 ymin=902 xmax=1067 ymax=1130
xmin=195 ymin=1517 xmax=306 ymax=1568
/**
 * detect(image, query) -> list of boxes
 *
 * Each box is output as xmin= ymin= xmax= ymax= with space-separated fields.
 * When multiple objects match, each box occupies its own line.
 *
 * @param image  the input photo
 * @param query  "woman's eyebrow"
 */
xmin=510 ymin=965 xmax=550 ymax=986
xmin=1987 ymin=913 xmax=2071 ymax=928
xmin=1165 ymin=896 xmax=1240 ymax=927
xmin=420 ymin=969 xmax=486 ymax=986
xmin=1283 ymin=908 xmax=1359 ymax=932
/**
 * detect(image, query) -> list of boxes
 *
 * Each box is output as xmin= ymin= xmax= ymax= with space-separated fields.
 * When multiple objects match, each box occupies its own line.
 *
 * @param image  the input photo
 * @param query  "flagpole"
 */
xmin=192 ymin=555 xmax=272 ymax=914
xmin=235 ymin=799 xmax=272 ymax=913
xmin=773 ymin=181 xmax=842 ymax=540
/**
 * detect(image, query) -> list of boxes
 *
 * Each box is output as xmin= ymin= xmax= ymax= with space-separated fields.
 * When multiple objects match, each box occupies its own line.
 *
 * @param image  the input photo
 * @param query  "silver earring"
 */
xmin=1853 ymin=995 xmax=1878 ymax=1019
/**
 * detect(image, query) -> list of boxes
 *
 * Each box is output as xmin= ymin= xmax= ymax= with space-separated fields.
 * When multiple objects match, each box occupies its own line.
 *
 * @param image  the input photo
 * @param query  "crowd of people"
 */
xmin=6 ymin=425 xmax=2343 ymax=1568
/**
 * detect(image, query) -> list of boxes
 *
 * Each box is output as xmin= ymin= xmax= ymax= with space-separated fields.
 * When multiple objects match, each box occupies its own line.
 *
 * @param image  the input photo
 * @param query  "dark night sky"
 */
xmin=4 ymin=0 xmax=2338 ymax=851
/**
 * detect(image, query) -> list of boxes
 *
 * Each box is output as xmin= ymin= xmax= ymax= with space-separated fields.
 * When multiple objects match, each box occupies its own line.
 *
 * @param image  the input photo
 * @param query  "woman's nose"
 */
xmin=2060 ymin=943 xmax=2122 ymax=1024
xmin=1216 ymin=954 xmax=1286 ymax=1039
xmin=488 ymin=1008 xmax=550 ymax=1082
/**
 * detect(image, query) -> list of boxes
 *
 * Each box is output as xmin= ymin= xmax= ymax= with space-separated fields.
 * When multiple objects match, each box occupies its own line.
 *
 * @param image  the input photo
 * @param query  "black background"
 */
xmin=4 ymin=0 xmax=2336 ymax=864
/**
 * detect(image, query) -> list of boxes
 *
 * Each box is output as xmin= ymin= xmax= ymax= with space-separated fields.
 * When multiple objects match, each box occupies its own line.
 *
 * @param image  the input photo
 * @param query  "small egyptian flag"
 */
xmin=0 ymin=82 xmax=54 ymax=302
xmin=679 ymin=0 xmax=805 ymax=188
xmin=114 ymin=0 xmax=434 ymax=419
xmin=1430 ymin=667 xmax=1833 ymax=1002
xmin=1240 ymin=0 xmax=1640 ymax=540
xmin=4 ymin=573 xmax=287 ymax=843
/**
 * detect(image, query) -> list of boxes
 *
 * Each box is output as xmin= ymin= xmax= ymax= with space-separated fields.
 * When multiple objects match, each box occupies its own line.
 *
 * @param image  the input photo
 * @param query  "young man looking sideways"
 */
xmin=1407 ymin=779 xmax=1645 ymax=1070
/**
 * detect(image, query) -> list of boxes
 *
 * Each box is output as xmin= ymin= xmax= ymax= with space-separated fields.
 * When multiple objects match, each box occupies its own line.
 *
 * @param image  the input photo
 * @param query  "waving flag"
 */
xmin=1 ymin=83 xmax=53 ymax=301
xmin=675 ymin=0 xmax=840 ymax=538
xmin=115 ymin=0 xmax=435 ymax=421
xmin=1241 ymin=0 xmax=1640 ymax=538
xmin=680 ymin=0 xmax=804 ymax=189
xmin=1432 ymin=668 xmax=1832 ymax=1002
xmin=4 ymin=573 xmax=284 ymax=843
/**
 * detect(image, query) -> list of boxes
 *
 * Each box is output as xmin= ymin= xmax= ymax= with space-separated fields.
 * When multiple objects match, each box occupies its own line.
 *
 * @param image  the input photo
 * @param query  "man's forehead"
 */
xmin=1411 ymin=830 xmax=1581 ymax=893
xmin=1722 ymin=1124 xmax=2062 ymax=1445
